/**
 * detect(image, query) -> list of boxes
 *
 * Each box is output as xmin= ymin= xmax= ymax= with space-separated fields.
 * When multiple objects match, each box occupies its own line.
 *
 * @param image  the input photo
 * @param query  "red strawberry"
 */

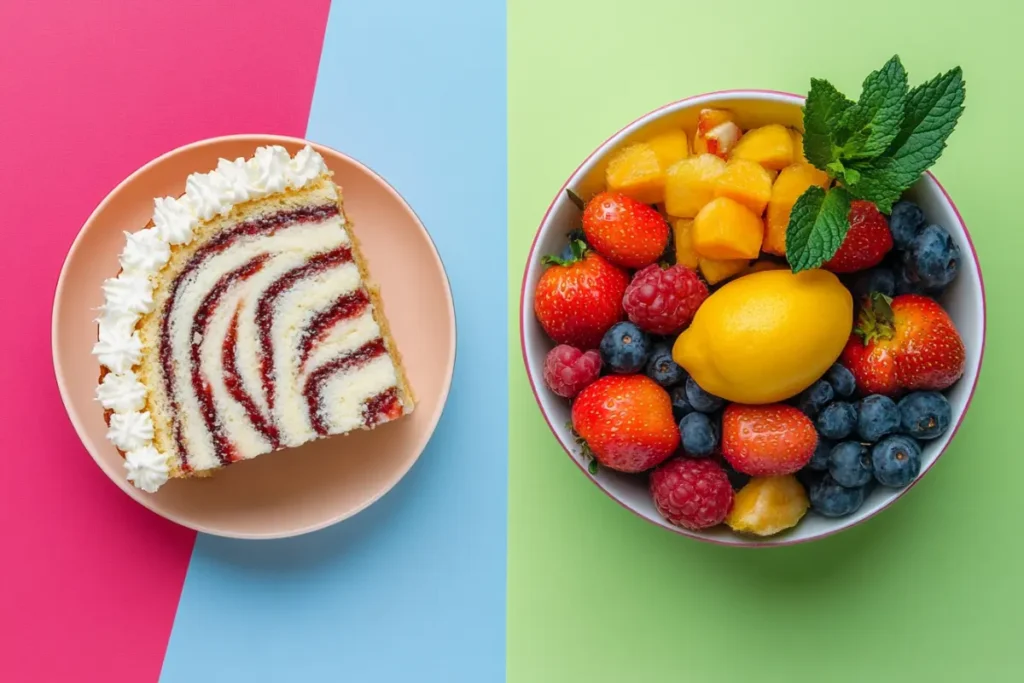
xmin=571 ymin=375 xmax=680 ymax=473
xmin=721 ymin=404 xmax=818 ymax=477
xmin=622 ymin=264 xmax=709 ymax=335
xmin=841 ymin=293 xmax=966 ymax=396
xmin=582 ymin=191 xmax=670 ymax=269
xmin=534 ymin=240 xmax=630 ymax=349
xmin=824 ymin=200 xmax=893 ymax=273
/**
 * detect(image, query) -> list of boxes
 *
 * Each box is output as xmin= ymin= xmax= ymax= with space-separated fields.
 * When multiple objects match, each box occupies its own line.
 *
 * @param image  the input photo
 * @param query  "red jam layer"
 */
xmin=297 ymin=289 xmax=370 ymax=369
xmin=159 ymin=204 xmax=337 ymax=467
xmin=363 ymin=387 xmax=403 ymax=426
xmin=222 ymin=305 xmax=281 ymax=450
xmin=303 ymin=338 xmax=388 ymax=436
xmin=255 ymin=245 xmax=354 ymax=411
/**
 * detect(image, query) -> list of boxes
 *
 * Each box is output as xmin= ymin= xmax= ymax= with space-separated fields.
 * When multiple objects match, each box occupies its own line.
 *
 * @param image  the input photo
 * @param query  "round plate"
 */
xmin=53 ymin=134 xmax=456 ymax=539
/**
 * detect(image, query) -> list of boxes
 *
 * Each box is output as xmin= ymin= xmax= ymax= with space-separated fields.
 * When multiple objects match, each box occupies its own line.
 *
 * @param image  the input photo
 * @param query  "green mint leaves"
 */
xmin=786 ymin=56 xmax=966 ymax=272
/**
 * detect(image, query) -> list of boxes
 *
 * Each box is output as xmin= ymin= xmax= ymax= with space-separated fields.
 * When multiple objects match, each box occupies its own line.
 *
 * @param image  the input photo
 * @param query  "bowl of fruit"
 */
xmin=520 ymin=57 xmax=985 ymax=545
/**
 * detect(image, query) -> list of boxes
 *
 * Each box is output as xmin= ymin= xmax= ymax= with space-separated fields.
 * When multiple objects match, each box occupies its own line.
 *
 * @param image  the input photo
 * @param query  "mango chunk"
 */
xmin=605 ymin=143 xmax=665 ymax=204
xmin=763 ymin=163 xmax=831 ymax=255
xmin=789 ymin=129 xmax=808 ymax=165
xmin=693 ymin=197 xmax=764 ymax=260
xmin=648 ymin=130 xmax=690 ymax=169
xmin=726 ymin=475 xmax=809 ymax=537
xmin=664 ymin=154 xmax=727 ymax=218
xmin=730 ymin=124 xmax=795 ymax=170
xmin=713 ymin=159 xmax=773 ymax=216
xmin=693 ymin=109 xmax=740 ymax=158
xmin=699 ymin=257 xmax=749 ymax=285
xmin=672 ymin=219 xmax=700 ymax=269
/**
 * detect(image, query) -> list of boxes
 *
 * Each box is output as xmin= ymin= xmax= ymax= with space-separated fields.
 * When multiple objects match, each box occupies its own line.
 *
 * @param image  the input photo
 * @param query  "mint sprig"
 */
xmin=786 ymin=56 xmax=966 ymax=273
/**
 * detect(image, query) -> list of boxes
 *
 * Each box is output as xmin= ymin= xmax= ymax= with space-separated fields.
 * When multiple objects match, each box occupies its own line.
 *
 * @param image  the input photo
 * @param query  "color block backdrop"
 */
xmin=0 ymin=1 xmax=505 ymax=681
xmin=508 ymin=1 xmax=1022 ymax=682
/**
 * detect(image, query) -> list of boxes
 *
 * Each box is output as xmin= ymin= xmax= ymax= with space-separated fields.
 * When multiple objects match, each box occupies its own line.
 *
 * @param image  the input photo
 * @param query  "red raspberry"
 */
xmin=543 ymin=345 xmax=602 ymax=398
xmin=622 ymin=264 xmax=709 ymax=335
xmin=650 ymin=458 xmax=734 ymax=530
xmin=824 ymin=200 xmax=894 ymax=273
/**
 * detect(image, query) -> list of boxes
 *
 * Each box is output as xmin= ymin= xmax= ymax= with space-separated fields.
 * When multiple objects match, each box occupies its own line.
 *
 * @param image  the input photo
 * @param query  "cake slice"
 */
xmin=93 ymin=145 xmax=414 ymax=492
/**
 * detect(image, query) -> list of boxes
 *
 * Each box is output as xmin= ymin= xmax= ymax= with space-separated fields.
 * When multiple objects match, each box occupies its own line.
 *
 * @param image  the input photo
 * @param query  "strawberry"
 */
xmin=571 ymin=375 xmax=680 ymax=473
xmin=721 ymin=404 xmax=818 ymax=477
xmin=824 ymin=200 xmax=894 ymax=273
xmin=841 ymin=293 xmax=966 ymax=396
xmin=534 ymin=240 xmax=630 ymax=349
xmin=582 ymin=191 xmax=670 ymax=269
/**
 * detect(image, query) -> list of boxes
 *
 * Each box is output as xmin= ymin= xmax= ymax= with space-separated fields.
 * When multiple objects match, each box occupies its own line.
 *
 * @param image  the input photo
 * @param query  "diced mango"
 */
xmin=699 ymin=257 xmax=749 ymax=285
xmin=730 ymin=124 xmax=795 ymax=170
xmin=605 ymin=143 xmax=665 ymax=204
xmin=692 ymin=197 xmax=764 ymax=260
xmin=789 ymin=129 xmax=807 ymax=164
xmin=763 ymin=163 xmax=831 ymax=255
xmin=726 ymin=475 xmax=809 ymax=537
xmin=713 ymin=159 xmax=773 ymax=216
xmin=647 ymin=130 xmax=690 ymax=169
xmin=672 ymin=219 xmax=700 ymax=269
xmin=664 ymin=154 xmax=727 ymax=218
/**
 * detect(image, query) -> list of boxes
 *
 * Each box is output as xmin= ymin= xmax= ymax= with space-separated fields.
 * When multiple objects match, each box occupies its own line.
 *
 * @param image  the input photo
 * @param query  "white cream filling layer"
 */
xmin=318 ymin=355 xmax=400 ymax=435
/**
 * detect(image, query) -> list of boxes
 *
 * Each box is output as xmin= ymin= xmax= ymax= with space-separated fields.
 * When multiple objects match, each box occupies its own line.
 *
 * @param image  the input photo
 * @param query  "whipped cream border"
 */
xmin=92 ymin=144 xmax=330 ymax=493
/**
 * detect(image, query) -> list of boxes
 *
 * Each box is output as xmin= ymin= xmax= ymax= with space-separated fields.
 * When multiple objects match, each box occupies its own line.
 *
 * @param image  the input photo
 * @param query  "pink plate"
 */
xmin=52 ymin=134 xmax=456 ymax=539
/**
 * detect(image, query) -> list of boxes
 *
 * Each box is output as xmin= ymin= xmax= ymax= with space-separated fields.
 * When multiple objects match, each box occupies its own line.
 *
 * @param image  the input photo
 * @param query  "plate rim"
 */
xmin=51 ymin=133 xmax=457 ymax=540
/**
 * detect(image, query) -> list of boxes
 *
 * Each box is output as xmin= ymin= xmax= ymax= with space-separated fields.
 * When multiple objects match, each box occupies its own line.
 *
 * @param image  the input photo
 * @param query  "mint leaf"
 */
xmin=846 ymin=67 xmax=966 ymax=212
xmin=566 ymin=188 xmax=586 ymax=211
xmin=838 ymin=55 xmax=909 ymax=159
xmin=786 ymin=185 xmax=852 ymax=272
xmin=802 ymin=78 xmax=855 ymax=171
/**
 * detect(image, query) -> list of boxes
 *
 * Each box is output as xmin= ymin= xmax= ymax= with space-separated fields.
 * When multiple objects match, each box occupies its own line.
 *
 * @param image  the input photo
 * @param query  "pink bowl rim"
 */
xmin=51 ymin=133 xmax=458 ymax=539
xmin=518 ymin=89 xmax=987 ymax=548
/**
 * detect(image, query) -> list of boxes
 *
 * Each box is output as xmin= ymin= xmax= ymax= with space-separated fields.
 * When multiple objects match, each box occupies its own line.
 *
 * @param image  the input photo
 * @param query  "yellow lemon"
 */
xmin=672 ymin=269 xmax=852 ymax=404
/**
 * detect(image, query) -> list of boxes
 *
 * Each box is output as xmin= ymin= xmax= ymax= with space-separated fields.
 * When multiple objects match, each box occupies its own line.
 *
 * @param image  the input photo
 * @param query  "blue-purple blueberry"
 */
xmin=871 ymin=435 xmax=922 ymax=488
xmin=857 ymin=394 xmax=900 ymax=443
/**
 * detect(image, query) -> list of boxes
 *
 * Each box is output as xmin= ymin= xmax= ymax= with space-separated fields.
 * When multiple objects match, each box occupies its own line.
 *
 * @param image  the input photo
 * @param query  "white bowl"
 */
xmin=519 ymin=90 xmax=986 ymax=547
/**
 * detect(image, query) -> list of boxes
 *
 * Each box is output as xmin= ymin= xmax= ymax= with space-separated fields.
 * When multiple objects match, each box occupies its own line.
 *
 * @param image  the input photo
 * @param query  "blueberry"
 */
xmin=898 ymin=391 xmax=952 ymax=440
xmin=893 ymin=260 xmax=926 ymax=295
xmin=645 ymin=344 xmax=685 ymax=388
xmin=888 ymin=200 xmax=926 ymax=250
xmin=797 ymin=380 xmax=834 ymax=417
xmin=599 ymin=322 xmax=649 ymax=374
xmin=857 ymin=394 xmax=900 ymax=442
xmin=824 ymin=363 xmax=857 ymax=398
xmin=670 ymin=385 xmax=694 ymax=420
xmin=679 ymin=411 xmax=718 ymax=456
xmin=796 ymin=468 xmax=821 ymax=490
xmin=808 ymin=438 xmax=834 ymax=472
xmin=817 ymin=401 xmax=858 ymax=440
xmin=903 ymin=224 xmax=961 ymax=290
xmin=828 ymin=442 xmax=874 ymax=487
xmin=871 ymin=435 xmax=922 ymax=488
xmin=685 ymin=376 xmax=724 ymax=413
xmin=808 ymin=475 xmax=867 ymax=517
xmin=850 ymin=267 xmax=896 ymax=301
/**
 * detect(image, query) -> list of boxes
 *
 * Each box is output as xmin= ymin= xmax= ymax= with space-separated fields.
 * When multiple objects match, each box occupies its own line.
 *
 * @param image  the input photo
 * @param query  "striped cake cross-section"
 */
xmin=92 ymin=145 xmax=414 ymax=492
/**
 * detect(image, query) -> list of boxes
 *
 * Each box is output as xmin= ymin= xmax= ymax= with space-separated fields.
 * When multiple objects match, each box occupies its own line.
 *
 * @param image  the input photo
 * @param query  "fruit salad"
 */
xmin=532 ymin=56 xmax=970 ymax=538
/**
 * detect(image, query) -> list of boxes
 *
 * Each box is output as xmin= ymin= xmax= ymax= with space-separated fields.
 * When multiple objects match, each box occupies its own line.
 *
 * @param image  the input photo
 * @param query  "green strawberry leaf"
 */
xmin=588 ymin=458 xmax=600 ymax=475
xmin=845 ymin=67 xmax=966 ymax=212
xmin=837 ymin=55 xmax=909 ymax=160
xmin=802 ymin=78 xmax=855 ymax=171
xmin=541 ymin=239 xmax=587 ymax=266
xmin=785 ymin=185 xmax=852 ymax=273
xmin=566 ymin=188 xmax=586 ymax=211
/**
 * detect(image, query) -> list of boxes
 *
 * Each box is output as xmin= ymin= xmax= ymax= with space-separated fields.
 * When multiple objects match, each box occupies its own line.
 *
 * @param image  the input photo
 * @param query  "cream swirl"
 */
xmin=107 ymin=411 xmax=154 ymax=452
xmin=124 ymin=445 xmax=169 ymax=493
xmin=120 ymin=228 xmax=171 ymax=274
xmin=153 ymin=196 xmax=197 ymax=245
xmin=95 ymin=144 xmax=331 ymax=492
xmin=96 ymin=371 xmax=148 ymax=412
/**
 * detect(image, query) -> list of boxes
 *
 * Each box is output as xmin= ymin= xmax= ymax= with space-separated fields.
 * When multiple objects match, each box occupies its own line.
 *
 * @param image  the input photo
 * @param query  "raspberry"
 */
xmin=623 ymin=264 xmax=708 ymax=335
xmin=649 ymin=458 xmax=734 ymax=530
xmin=543 ymin=345 xmax=602 ymax=398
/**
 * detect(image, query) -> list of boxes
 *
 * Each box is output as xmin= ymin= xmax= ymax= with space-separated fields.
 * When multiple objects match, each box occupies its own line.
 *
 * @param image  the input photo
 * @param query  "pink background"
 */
xmin=0 ymin=2 xmax=330 ymax=680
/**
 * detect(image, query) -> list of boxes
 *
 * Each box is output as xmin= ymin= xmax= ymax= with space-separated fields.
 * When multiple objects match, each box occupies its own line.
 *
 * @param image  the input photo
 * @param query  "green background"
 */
xmin=508 ymin=1 xmax=1021 ymax=680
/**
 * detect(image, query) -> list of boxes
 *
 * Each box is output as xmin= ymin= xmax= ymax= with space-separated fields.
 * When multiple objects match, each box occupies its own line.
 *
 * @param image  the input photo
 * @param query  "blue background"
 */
xmin=160 ymin=1 xmax=508 ymax=680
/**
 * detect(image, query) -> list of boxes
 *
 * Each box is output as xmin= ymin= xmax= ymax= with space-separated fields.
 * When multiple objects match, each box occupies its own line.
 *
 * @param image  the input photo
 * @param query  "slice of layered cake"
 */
xmin=93 ymin=144 xmax=414 ymax=492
